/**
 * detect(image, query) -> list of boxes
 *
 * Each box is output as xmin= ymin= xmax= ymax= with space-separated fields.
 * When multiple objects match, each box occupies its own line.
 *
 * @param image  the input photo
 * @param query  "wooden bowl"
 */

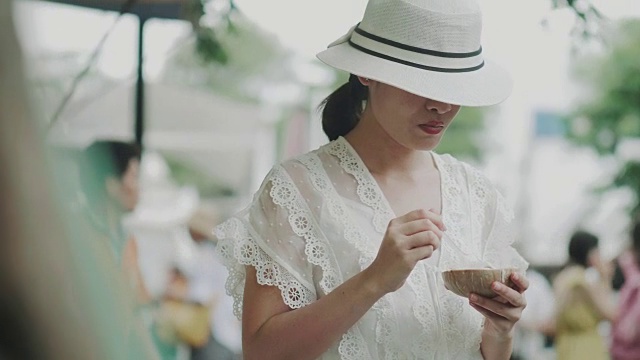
xmin=441 ymin=268 xmax=517 ymax=298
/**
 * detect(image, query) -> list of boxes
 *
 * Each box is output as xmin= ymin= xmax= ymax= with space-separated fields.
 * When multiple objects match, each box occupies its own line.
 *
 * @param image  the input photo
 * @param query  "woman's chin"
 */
xmin=415 ymin=137 xmax=442 ymax=152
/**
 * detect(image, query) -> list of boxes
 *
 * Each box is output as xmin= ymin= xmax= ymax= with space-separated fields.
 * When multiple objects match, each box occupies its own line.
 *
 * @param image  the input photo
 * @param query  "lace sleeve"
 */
xmin=480 ymin=182 xmax=529 ymax=272
xmin=214 ymin=166 xmax=317 ymax=319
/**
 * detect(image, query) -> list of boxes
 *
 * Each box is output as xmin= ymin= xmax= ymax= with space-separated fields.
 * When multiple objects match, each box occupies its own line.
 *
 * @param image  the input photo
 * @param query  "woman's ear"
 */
xmin=357 ymin=76 xmax=371 ymax=86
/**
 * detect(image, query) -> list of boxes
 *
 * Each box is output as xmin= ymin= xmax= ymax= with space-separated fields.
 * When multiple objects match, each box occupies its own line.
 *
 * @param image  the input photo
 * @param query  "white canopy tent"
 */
xmin=48 ymin=81 xmax=279 ymax=195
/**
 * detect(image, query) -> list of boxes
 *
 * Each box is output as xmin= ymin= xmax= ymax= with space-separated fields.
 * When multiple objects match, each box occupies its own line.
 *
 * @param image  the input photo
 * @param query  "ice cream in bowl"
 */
xmin=441 ymin=267 xmax=518 ymax=298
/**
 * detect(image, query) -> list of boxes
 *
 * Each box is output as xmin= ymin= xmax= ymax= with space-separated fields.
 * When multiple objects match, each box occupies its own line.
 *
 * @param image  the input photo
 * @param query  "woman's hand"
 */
xmin=469 ymin=272 xmax=529 ymax=338
xmin=366 ymin=209 xmax=445 ymax=294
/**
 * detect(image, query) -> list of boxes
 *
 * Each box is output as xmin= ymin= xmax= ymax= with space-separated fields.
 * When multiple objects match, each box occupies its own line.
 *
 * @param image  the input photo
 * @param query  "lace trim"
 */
xmin=338 ymin=331 xmax=369 ymax=359
xmin=433 ymin=155 xmax=467 ymax=271
xmin=215 ymin=163 xmax=345 ymax=320
xmin=432 ymin=154 xmax=484 ymax=353
xmin=328 ymin=138 xmax=394 ymax=233
xmin=374 ymin=298 xmax=403 ymax=360
xmin=326 ymin=140 xmax=414 ymax=359
xmin=409 ymin=269 xmax=439 ymax=355
xmin=298 ymin=151 xmax=378 ymax=359
xmin=270 ymin=166 xmax=341 ymax=294
xmin=215 ymin=217 xmax=316 ymax=319
xmin=298 ymin=152 xmax=376 ymax=266
xmin=483 ymin=191 xmax=528 ymax=271
xmin=466 ymin=163 xmax=491 ymax=267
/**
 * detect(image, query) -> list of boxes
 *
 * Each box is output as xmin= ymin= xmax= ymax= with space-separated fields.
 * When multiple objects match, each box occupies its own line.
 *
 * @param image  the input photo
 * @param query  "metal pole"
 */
xmin=135 ymin=16 xmax=147 ymax=147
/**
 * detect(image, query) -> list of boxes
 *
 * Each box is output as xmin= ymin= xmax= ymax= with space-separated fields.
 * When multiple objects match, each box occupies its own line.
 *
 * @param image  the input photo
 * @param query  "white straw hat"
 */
xmin=316 ymin=0 xmax=512 ymax=106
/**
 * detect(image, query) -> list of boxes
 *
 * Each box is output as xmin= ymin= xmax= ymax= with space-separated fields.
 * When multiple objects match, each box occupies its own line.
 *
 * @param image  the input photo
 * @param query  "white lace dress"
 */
xmin=215 ymin=136 xmax=528 ymax=360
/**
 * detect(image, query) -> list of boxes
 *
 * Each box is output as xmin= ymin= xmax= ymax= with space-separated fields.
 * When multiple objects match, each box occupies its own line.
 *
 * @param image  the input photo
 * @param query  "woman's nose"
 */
xmin=425 ymin=99 xmax=452 ymax=114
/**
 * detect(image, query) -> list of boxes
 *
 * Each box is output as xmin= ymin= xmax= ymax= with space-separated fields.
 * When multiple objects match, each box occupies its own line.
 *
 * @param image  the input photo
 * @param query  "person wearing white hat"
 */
xmin=215 ymin=0 xmax=529 ymax=359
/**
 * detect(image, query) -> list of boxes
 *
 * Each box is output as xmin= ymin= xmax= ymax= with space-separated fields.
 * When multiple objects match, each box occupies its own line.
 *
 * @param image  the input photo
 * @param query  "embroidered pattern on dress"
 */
xmin=432 ymin=154 xmax=485 ymax=354
xmin=297 ymin=151 xmax=374 ymax=359
xmin=215 ymin=217 xmax=316 ymax=318
xmin=466 ymin=163 xmax=490 ymax=264
xmin=327 ymin=138 xmax=394 ymax=233
xmin=326 ymin=139 xmax=413 ymax=359
xmin=338 ymin=331 xmax=370 ymax=359
xmin=409 ymin=268 xmax=440 ymax=357
xmin=297 ymin=152 xmax=377 ymax=266
xmin=434 ymin=156 xmax=467 ymax=271
xmin=301 ymin=149 xmax=407 ymax=359
xmin=272 ymin=166 xmax=341 ymax=294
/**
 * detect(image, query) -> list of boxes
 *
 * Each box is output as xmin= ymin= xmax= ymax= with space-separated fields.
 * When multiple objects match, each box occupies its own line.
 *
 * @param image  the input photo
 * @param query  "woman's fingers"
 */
xmin=509 ymin=272 xmax=529 ymax=293
xmin=492 ymin=281 xmax=527 ymax=308
xmin=425 ymin=209 xmax=447 ymax=231
xmin=469 ymin=280 xmax=527 ymax=322
xmin=394 ymin=209 xmax=430 ymax=224
xmin=469 ymin=293 xmax=522 ymax=322
xmin=469 ymin=301 xmax=506 ymax=322
xmin=406 ymin=230 xmax=441 ymax=251
xmin=400 ymin=218 xmax=443 ymax=238
xmin=394 ymin=209 xmax=446 ymax=231
xmin=411 ymin=244 xmax=435 ymax=262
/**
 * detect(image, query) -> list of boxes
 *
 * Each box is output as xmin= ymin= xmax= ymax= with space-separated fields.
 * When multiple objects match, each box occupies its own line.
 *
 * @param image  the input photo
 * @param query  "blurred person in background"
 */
xmin=610 ymin=218 xmax=640 ymax=360
xmin=144 ymin=202 xmax=243 ymax=360
xmin=0 ymin=0 xmax=157 ymax=358
xmin=79 ymin=142 xmax=215 ymax=360
xmin=183 ymin=206 xmax=242 ymax=360
xmin=552 ymin=230 xmax=617 ymax=360
xmin=79 ymin=140 xmax=152 ymax=304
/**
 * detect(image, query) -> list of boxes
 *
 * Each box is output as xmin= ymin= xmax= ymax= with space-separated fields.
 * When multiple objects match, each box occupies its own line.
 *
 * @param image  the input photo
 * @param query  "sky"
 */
xmin=13 ymin=0 xmax=640 ymax=265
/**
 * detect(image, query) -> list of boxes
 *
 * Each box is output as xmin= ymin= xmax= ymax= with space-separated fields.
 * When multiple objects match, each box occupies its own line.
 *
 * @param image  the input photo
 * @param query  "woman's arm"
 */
xmin=479 ymin=328 xmax=513 ymax=360
xmin=242 ymin=265 xmax=382 ymax=360
xmin=584 ymin=278 xmax=617 ymax=322
xmin=241 ymin=209 xmax=445 ymax=360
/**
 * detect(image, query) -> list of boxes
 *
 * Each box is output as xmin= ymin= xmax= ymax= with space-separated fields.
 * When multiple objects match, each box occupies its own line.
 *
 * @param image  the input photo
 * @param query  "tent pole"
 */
xmin=135 ymin=16 xmax=147 ymax=148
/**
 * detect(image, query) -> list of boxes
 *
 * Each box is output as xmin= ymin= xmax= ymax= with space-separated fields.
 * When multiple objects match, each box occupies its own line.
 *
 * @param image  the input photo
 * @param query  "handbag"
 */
xmin=155 ymin=300 xmax=211 ymax=348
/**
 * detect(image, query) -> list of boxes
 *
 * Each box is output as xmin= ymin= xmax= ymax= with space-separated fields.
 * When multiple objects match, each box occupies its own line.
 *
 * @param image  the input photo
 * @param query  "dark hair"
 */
xmin=79 ymin=140 xmax=141 ymax=208
xmin=568 ymin=230 xmax=599 ymax=267
xmin=319 ymin=74 xmax=368 ymax=141
xmin=632 ymin=218 xmax=640 ymax=265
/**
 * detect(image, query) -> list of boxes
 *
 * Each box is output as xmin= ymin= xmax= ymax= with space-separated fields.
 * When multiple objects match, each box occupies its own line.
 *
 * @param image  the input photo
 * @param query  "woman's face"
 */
xmin=587 ymin=247 xmax=603 ymax=268
xmin=107 ymin=159 xmax=140 ymax=211
xmin=363 ymin=79 xmax=461 ymax=151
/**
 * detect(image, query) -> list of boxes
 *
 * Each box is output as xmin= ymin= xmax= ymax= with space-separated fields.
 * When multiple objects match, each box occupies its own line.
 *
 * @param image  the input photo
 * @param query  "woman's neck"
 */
xmin=344 ymin=116 xmax=434 ymax=179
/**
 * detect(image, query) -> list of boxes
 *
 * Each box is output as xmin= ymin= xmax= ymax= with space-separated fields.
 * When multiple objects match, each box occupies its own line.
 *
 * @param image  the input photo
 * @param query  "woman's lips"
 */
xmin=419 ymin=123 xmax=444 ymax=135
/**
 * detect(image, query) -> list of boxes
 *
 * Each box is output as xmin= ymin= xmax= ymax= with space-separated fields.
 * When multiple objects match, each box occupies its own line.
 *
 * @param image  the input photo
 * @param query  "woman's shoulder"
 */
xmin=554 ymin=266 xmax=588 ymax=288
xmin=266 ymin=141 xmax=336 ymax=178
xmin=251 ymin=143 xmax=334 ymax=201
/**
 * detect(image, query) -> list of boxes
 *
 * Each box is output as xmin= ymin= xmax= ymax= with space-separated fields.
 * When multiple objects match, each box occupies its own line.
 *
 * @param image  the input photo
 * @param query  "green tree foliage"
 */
xmin=435 ymin=106 xmax=486 ymax=162
xmin=162 ymin=14 xmax=295 ymax=102
xmin=565 ymin=19 xmax=640 ymax=215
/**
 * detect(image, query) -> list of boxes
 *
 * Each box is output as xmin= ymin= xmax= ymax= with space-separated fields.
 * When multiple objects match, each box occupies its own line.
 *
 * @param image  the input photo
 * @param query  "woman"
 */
xmin=80 ymin=140 xmax=152 ymax=302
xmin=215 ymin=0 xmax=529 ymax=359
xmin=80 ymin=141 xmax=187 ymax=359
xmin=552 ymin=231 xmax=616 ymax=360
xmin=610 ymin=219 xmax=640 ymax=360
